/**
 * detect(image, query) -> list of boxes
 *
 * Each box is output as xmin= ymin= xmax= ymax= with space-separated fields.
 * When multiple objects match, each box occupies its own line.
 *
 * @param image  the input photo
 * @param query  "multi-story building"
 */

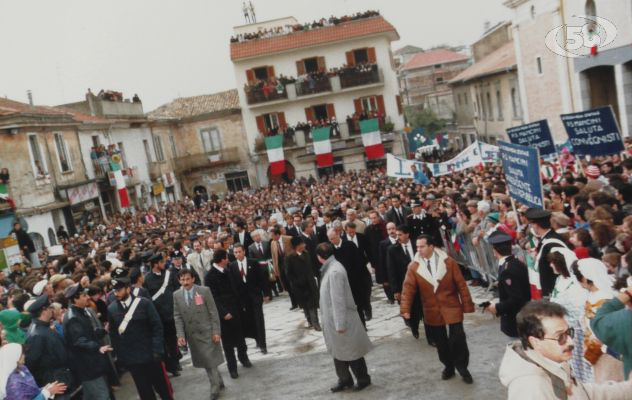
xmin=450 ymin=22 xmax=525 ymax=146
xmin=504 ymin=0 xmax=632 ymax=140
xmin=60 ymin=91 xmax=179 ymax=211
xmin=393 ymin=45 xmax=424 ymax=69
xmin=230 ymin=12 xmax=406 ymax=185
xmin=0 ymin=98 xmax=105 ymax=249
xmin=399 ymin=48 xmax=470 ymax=120
xmin=148 ymin=89 xmax=256 ymax=196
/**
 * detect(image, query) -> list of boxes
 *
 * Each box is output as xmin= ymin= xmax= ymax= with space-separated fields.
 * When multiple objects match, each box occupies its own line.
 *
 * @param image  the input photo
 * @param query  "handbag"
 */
xmin=265 ymin=261 xmax=276 ymax=283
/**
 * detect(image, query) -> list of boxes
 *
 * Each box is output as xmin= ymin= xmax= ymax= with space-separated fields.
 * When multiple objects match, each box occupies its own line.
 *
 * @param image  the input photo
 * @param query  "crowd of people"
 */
xmin=230 ymin=11 xmax=381 ymax=43
xmin=1 ymin=145 xmax=632 ymax=399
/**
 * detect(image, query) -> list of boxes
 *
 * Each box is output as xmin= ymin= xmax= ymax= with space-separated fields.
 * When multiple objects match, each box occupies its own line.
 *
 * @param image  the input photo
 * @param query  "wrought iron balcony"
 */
xmin=172 ymin=147 xmax=240 ymax=174
xmin=339 ymin=64 xmax=381 ymax=89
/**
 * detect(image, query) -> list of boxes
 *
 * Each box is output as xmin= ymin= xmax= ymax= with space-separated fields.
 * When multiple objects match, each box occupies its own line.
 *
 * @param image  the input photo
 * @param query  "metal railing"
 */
xmin=339 ymin=65 xmax=381 ymax=89
xmin=245 ymin=85 xmax=288 ymax=105
xmin=295 ymin=76 xmax=332 ymax=96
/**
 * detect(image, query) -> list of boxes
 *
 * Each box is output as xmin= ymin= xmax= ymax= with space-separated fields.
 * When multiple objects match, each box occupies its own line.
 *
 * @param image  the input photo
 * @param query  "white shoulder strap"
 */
xmin=118 ymin=297 xmax=142 ymax=335
xmin=152 ymin=270 xmax=171 ymax=301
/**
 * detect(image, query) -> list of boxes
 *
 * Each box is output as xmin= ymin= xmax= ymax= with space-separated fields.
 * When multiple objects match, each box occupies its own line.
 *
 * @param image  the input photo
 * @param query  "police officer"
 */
xmin=63 ymin=284 xmax=113 ymax=400
xmin=406 ymin=198 xmax=442 ymax=245
xmin=25 ymin=295 xmax=73 ymax=400
xmin=144 ymin=253 xmax=181 ymax=376
xmin=108 ymin=276 xmax=173 ymax=400
xmin=484 ymin=230 xmax=531 ymax=338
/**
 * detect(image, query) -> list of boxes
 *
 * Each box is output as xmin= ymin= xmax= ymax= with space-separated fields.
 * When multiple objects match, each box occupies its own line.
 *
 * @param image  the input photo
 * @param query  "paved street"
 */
xmin=117 ymin=284 xmax=511 ymax=400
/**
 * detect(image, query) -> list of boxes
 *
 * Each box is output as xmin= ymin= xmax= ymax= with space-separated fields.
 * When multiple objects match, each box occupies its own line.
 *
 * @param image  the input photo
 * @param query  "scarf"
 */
xmin=5 ymin=366 xmax=41 ymax=400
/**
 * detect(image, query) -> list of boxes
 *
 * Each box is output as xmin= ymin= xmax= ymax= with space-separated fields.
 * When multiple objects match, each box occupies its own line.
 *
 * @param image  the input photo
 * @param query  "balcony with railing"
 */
xmin=295 ymin=75 xmax=332 ymax=97
xmin=339 ymin=64 xmax=381 ymax=89
xmin=245 ymin=82 xmax=288 ymax=105
xmin=173 ymin=147 xmax=240 ymax=174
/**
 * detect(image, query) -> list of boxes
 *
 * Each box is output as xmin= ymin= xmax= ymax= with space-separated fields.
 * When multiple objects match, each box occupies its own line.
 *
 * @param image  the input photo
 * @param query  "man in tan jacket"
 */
xmin=270 ymin=227 xmax=296 ymax=310
xmin=400 ymin=234 xmax=475 ymax=384
xmin=499 ymin=300 xmax=632 ymax=399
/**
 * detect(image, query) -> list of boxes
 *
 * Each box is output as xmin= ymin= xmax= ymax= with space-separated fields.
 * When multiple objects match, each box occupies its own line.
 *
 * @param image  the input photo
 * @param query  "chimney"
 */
xmin=27 ymin=90 xmax=33 ymax=106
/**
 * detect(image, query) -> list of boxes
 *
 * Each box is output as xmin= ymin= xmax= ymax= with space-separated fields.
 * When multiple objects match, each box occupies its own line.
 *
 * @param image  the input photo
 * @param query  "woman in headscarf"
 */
xmin=0 ymin=343 xmax=67 ymax=400
xmin=572 ymin=258 xmax=624 ymax=383
xmin=0 ymin=309 xmax=30 ymax=345
xmin=547 ymin=247 xmax=593 ymax=383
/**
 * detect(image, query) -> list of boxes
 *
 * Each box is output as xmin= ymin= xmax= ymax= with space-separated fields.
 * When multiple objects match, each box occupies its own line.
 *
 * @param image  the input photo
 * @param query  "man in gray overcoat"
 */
xmin=173 ymin=269 xmax=225 ymax=400
xmin=316 ymin=242 xmax=372 ymax=393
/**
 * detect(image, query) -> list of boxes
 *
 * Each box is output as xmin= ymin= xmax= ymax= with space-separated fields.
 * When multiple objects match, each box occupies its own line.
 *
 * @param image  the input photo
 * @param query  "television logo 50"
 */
xmin=545 ymin=15 xmax=617 ymax=58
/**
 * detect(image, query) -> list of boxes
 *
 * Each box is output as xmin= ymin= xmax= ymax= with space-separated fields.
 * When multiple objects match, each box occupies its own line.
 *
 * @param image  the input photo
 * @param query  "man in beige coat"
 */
xmin=499 ymin=300 xmax=632 ymax=399
xmin=173 ymin=269 xmax=225 ymax=400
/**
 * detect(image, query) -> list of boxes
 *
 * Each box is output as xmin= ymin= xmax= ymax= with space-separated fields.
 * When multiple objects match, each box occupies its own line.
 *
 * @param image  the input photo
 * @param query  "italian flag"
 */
xmin=265 ymin=135 xmax=285 ymax=174
xmin=312 ymin=127 xmax=333 ymax=167
xmin=360 ymin=118 xmax=385 ymax=160
xmin=110 ymin=160 xmax=130 ymax=208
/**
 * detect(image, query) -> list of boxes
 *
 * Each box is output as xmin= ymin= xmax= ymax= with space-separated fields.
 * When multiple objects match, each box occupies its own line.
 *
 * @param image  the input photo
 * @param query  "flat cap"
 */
xmin=148 ymin=253 xmax=163 ymax=264
xmin=525 ymin=208 xmax=551 ymax=221
xmin=27 ymin=294 xmax=50 ymax=314
xmin=487 ymin=230 xmax=513 ymax=246
xmin=410 ymin=198 xmax=422 ymax=207
xmin=111 ymin=267 xmax=128 ymax=279
xmin=49 ymin=274 xmax=68 ymax=288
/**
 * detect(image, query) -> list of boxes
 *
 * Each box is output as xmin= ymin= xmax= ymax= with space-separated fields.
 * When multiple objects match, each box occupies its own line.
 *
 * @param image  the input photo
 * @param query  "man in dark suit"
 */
xmin=327 ymin=228 xmax=371 ymax=327
xmin=286 ymin=236 xmax=321 ymax=330
xmin=483 ymin=231 xmax=531 ymax=338
xmin=387 ymin=225 xmax=425 ymax=341
xmin=385 ymin=195 xmax=411 ymax=226
xmin=247 ymin=230 xmax=270 ymax=262
xmin=301 ymin=220 xmax=320 ymax=278
xmin=316 ymin=212 xmax=335 ymax=244
xmin=205 ymin=250 xmax=251 ymax=379
xmin=378 ymin=221 xmax=398 ymax=303
xmin=301 ymin=203 xmax=312 ymax=218
xmin=365 ymin=211 xmax=387 ymax=299
xmin=228 ymin=244 xmax=271 ymax=353
xmin=233 ymin=221 xmax=253 ymax=249
xmin=286 ymin=214 xmax=303 ymax=238
xmin=526 ymin=208 xmax=569 ymax=297
xmin=342 ymin=222 xmax=372 ymax=320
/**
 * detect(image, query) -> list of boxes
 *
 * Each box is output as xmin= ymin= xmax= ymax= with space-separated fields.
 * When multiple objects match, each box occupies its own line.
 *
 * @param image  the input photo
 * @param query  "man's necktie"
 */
xmin=186 ymin=290 xmax=192 ymax=306
xmin=240 ymin=262 xmax=246 ymax=281
xmin=258 ymin=243 xmax=263 ymax=255
xmin=199 ymin=254 xmax=203 ymax=268
xmin=426 ymin=258 xmax=432 ymax=275
xmin=403 ymin=244 xmax=409 ymax=261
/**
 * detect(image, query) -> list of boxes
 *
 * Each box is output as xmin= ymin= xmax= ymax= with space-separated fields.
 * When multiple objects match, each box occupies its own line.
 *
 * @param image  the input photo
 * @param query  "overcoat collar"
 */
xmin=413 ymin=248 xmax=448 ymax=292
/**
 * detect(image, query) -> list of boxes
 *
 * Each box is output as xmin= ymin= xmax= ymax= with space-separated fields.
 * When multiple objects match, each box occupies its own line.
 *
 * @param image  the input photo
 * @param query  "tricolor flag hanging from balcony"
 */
xmin=312 ymin=127 xmax=333 ymax=167
xmin=109 ymin=158 xmax=130 ymax=208
xmin=360 ymin=118 xmax=385 ymax=160
xmin=265 ymin=135 xmax=285 ymax=174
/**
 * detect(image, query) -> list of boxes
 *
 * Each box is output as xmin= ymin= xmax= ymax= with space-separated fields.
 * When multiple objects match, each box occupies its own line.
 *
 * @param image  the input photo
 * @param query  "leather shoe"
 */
xmin=240 ymin=359 xmax=253 ymax=368
xmin=365 ymin=309 xmax=372 ymax=321
xmin=441 ymin=368 xmax=455 ymax=380
xmin=229 ymin=370 xmax=238 ymax=379
xmin=353 ymin=380 xmax=371 ymax=391
xmin=460 ymin=371 xmax=473 ymax=384
xmin=290 ymin=306 xmax=298 ymax=311
xmin=261 ymin=348 xmax=268 ymax=354
xmin=314 ymin=325 xmax=322 ymax=332
xmin=412 ymin=331 xmax=419 ymax=339
xmin=211 ymin=393 xmax=220 ymax=400
xmin=330 ymin=380 xmax=354 ymax=393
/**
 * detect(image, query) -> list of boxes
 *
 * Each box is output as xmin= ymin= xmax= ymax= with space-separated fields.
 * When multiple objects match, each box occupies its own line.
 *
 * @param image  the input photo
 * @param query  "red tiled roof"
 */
xmin=449 ymin=42 xmax=516 ymax=84
xmin=401 ymin=48 xmax=469 ymax=71
xmin=230 ymin=16 xmax=399 ymax=61
xmin=147 ymin=89 xmax=240 ymax=120
xmin=0 ymin=97 xmax=70 ymax=117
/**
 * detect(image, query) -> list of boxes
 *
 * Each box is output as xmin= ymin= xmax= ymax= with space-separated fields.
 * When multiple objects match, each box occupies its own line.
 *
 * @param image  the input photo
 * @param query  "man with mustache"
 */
xmin=499 ymin=301 xmax=632 ymax=399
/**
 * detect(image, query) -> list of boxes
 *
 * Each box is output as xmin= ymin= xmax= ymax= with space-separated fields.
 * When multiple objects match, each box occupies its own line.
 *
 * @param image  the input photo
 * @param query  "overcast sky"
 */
xmin=0 ymin=0 xmax=510 ymax=111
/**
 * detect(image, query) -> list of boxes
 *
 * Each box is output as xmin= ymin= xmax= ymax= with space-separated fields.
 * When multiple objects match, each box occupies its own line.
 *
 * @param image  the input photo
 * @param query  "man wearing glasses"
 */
xmin=499 ymin=301 xmax=632 ymax=399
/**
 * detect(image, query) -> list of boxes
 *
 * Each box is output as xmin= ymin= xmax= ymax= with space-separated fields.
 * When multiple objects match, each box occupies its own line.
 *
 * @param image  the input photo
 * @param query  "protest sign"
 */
xmin=506 ymin=120 xmax=556 ymax=156
xmin=498 ymin=141 xmax=544 ymax=209
xmin=560 ymin=106 xmax=624 ymax=156
xmin=387 ymin=142 xmax=487 ymax=179
xmin=479 ymin=142 xmax=500 ymax=163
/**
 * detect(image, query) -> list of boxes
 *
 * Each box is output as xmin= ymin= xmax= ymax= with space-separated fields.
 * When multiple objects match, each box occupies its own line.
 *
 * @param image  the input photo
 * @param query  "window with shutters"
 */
xmin=312 ymin=104 xmax=329 ymax=121
xmin=353 ymin=48 xmax=369 ymax=64
xmin=486 ymin=92 xmax=493 ymax=121
xmin=117 ymin=142 xmax=129 ymax=169
xmin=153 ymin=135 xmax=165 ymax=161
xmin=303 ymin=57 xmax=319 ymax=73
xmin=143 ymin=139 xmax=153 ymax=163
xmin=28 ymin=134 xmax=48 ymax=177
xmin=253 ymin=67 xmax=269 ymax=80
xmin=54 ymin=132 xmax=72 ymax=172
xmin=200 ymin=128 xmax=222 ymax=153
xmin=496 ymin=86 xmax=503 ymax=121
xmin=360 ymin=96 xmax=378 ymax=113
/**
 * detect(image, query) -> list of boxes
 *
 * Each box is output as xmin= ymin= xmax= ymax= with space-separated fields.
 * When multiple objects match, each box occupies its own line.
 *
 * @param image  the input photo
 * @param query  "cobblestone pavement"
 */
xmin=116 ymin=284 xmax=511 ymax=400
